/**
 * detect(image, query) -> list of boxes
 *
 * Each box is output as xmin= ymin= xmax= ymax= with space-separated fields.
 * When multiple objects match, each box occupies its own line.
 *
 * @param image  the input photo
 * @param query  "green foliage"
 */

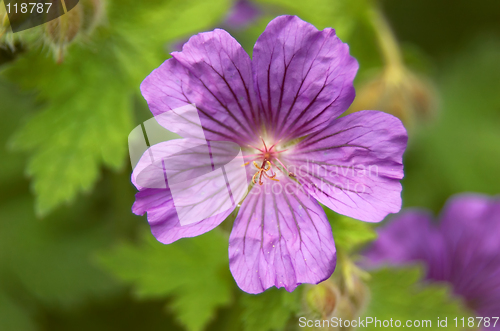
xmin=240 ymin=288 xmax=302 ymax=331
xmin=253 ymin=0 xmax=369 ymax=39
xmin=0 ymin=79 xmax=121 ymax=317
xmin=0 ymin=290 xmax=37 ymax=331
xmin=233 ymin=1 xmax=382 ymax=78
xmin=402 ymin=40 xmax=500 ymax=212
xmin=2 ymin=0 xmax=232 ymax=216
xmin=364 ymin=266 xmax=472 ymax=330
xmin=107 ymin=0 xmax=232 ymax=86
xmin=0 ymin=78 xmax=33 ymax=193
xmin=97 ymin=230 xmax=233 ymax=331
xmin=0 ymin=80 xmax=129 ymax=331
xmin=0 ymin=1 xmax=499 ymax=330
xmin=4 ymin=44 xmax=133 ymax=216
xmin=325 ymin=208 xmax=377 ymax=253
xmin=0 ymin=197 xmax=120 ymax=307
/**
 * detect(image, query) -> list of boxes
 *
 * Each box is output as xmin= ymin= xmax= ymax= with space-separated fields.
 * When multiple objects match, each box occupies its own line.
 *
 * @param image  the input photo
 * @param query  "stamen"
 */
xmin=263 ymin=172 xmax=279 ymax=181
xmin=252 ymin=171 xmax=260 ymax=184
xmin=268 ymin=139 xmax=282 ymax=152
xmin=274 ymin=157 xmax=295 ymax=177
xmin=260 ymin=137 xmax=268 ymax=151
xmin=248 ymin=144 xmax=264 ymax=153
xmin=248 ymin=139 xmax=292 ymax=185
xmin=241 ymin=153 xmax=264 ymax=158
xmin=270 ymin=160 xmax=282 ymax=173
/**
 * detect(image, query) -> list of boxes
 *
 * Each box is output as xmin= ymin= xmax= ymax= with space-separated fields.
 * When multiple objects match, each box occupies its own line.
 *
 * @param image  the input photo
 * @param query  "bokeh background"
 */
xmin=0 ymin=0 xmax=499 ymax=330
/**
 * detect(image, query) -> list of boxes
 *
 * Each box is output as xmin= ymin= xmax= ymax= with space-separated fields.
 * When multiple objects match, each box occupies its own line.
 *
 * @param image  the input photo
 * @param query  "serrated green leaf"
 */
xmin=3 ymin=41 xmax=133 ymax=216
xmin=97 ymin=230 xmax=233 ymax=331
xmin=240 ymin=287 xmax=302 ymax=331
xmin=363 ymin=266 xmax=472 ymax=330
xmin=324 ymin=208 xmax=377 ymax=253
xmin=2 ymin=0 xmax=232 ymax=216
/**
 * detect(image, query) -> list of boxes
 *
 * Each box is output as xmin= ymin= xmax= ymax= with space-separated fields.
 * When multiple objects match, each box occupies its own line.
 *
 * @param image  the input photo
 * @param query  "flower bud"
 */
xmin=303 ymin=274 xmax=370 ymax=330
xmin=80 ymin=0 xmax=105 ymax=33
xmin=305 ymin=280 xmax=339 ymax=318
xmin=1 ymin=5 xmax=9 ymax=38
xmin=349 ymin=65 xmax=437 ymax=129
xmin=44 ymin=5 xmax=83 ymax=62
xmin=338 ymin=275 xmax=370 ymax=322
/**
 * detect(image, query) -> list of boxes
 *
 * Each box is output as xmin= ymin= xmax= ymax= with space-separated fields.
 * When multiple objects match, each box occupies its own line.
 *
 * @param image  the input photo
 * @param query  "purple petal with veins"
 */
xmin=283 ymin=111 xmax=407 ymax=223
xmin=229 ymin=175 xmax=336 ymax=293
xmin=252 ymin=16 xmax=358 ymax=140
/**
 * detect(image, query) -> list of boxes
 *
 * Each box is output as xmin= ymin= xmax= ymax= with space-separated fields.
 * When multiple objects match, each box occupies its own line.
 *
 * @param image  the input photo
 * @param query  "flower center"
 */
xmin=244 ymin=138 xmax=295 ymax=185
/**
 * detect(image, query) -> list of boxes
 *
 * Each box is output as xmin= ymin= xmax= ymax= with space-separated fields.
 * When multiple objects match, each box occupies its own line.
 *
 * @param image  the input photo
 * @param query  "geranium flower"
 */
xmin=133 ymin=15 xmax=408 ymax=294
xmin=364 ymin=194 xmax=500 ymax=326
xmin=224 ymin=0 xmax=261 ymax=30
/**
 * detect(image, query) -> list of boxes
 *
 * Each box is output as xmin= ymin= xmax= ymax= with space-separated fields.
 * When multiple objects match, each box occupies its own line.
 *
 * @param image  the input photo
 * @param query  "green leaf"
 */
xmin=324 ymin=208 xmax=377 ymax=252
xmin=363 ymin=266 xmax=472 ymax=330
xmin=97 ymin=230 xmax=233 ymax=331
xmin=254 ymin=0 xmax=369 ymax=39
xmin=240 ymin=288 xmax=302 ymax=331
xmin=107 ymin=0 xmax=232 ymax=87
xmin=0 ymin=78 xmax=35 ymax=193
xmin=2 ymin=0 xmax=232 ymax=216
xmin=3 ymin=41 xmax=133 ymax=216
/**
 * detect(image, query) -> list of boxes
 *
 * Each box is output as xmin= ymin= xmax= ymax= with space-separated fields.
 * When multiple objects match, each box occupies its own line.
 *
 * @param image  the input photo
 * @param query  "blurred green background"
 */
xmin=0 ymin=0 xmax=499 ymax=330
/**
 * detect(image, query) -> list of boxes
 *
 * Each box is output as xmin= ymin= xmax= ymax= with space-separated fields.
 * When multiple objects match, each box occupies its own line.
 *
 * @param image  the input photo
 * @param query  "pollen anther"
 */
xmin=251 ymin=160 xmax=279 ymax=185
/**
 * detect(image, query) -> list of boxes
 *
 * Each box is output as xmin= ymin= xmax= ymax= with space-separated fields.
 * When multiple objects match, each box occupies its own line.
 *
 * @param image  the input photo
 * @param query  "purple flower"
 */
xmin=133 ymin=16 xmax=408 ymax=294
xmin=224 ymin=0 xmax=261 ymax=30
xmin=364 ymin=194 xmax=500 ymax=325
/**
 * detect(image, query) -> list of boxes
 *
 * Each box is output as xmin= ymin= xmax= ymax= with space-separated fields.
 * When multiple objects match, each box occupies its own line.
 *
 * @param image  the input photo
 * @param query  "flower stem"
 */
xmin=369 ymin=5 xmax=404 ymax=70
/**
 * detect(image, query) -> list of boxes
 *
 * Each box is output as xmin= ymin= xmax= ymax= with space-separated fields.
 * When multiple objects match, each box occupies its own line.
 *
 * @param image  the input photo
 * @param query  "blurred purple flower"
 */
xmin=224 ymin=0 xmax=261 ymax=29
xmin=364 ymin=194 xmax=500 ymax=325
xmin=134 ymin=15 xmax=408 ymax=294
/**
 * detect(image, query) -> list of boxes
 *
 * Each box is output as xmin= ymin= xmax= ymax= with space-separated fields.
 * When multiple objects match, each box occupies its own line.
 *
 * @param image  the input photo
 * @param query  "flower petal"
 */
xmin=141 ymin=29 xmax=259 ymax=145
xmin=252 ymin=15 xmax=358 ymax=140
xmin=363 ymin=210 xmax=449 ymax=280
xmin=438 ymin=194 xmax=500 ymax=316
xmin=228 ymin=175 xmax=336 ymax=294
xmin=283 ymin=111 xmax=407 ymax=223
xmin=132 ymin=139 xmax=248 ymax=243
xmin=133 ymin=188 xmax=232 ymax=244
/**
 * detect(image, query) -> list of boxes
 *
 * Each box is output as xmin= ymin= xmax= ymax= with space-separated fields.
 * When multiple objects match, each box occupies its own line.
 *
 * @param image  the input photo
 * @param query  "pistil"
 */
xmin=242 ymin=137 xmax=295 ymax=185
